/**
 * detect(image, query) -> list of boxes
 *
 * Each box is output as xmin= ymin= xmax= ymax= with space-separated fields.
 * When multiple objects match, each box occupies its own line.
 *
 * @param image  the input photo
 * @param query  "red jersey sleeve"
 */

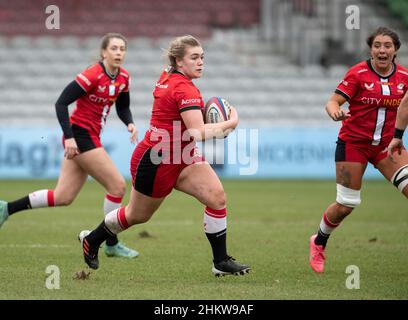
xmin=173 ymin=82 xmax=202 ymax=113
xmin=119 ymin=69 xmax=130 ymax=93
xmin=335 ymin=68 xmax=359 ymax=101
xmin=75 ymin=65 xmax=99 ymax=92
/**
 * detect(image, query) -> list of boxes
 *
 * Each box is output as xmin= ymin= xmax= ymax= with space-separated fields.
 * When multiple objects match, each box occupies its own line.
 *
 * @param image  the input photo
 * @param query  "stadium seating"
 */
xmin=1 ymin=0 xmax=407 ymax=129
xmin=0 ymin=33 xmax=341 ymax=128
xmin=0 ymin=0 xmax=259 ymax=38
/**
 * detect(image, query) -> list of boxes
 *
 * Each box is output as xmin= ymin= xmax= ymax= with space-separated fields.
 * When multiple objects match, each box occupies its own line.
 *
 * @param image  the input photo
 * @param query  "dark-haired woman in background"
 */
xmin=309 ymin=27 xmax=408 ymax=273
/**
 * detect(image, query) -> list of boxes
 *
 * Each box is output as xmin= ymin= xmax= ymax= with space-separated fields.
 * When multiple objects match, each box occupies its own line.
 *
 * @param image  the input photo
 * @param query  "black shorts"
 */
xmin=62 ymin=124 xmax=102 ymax=153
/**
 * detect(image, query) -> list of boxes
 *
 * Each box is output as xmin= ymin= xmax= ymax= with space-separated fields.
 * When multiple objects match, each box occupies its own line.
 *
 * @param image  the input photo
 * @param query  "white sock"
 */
xmin=319 ymin=212 xmax=339 ymax=235
xmin=104 ymin=194 xmax=122 ymax=215
xmin=29 ymin=189 xmax=54 ymax=208
xmin=204 ymin=207 xmax=227 ymax=234
xmin=104 ymin=207 xmax=129 ymax=235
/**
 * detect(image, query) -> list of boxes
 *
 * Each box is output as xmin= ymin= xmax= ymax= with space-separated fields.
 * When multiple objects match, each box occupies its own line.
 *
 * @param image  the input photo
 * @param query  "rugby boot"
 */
xmin=212 ymin=256 xmax=251 ymax=277
xmin=79 ymin=230 xmax=99 ymax=270
xmin=309 ymin=234 xmax=326 ymax=273
xmin=104 ymin=242 xmax=139 ymax=258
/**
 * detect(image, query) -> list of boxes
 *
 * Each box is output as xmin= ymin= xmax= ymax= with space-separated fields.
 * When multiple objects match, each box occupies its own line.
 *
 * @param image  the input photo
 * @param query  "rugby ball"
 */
xmin=204 ymin=97 xmax=231 ymax=124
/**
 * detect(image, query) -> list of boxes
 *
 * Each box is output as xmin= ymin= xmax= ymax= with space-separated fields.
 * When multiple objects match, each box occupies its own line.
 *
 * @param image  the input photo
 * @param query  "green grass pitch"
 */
xmin=0 ymin=179 xmax=407 ymax=299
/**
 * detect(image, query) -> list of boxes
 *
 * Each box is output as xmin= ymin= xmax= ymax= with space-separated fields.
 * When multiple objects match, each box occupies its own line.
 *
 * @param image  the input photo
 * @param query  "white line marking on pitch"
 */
xmin=0 ymin=244 xmax=70 ymax=248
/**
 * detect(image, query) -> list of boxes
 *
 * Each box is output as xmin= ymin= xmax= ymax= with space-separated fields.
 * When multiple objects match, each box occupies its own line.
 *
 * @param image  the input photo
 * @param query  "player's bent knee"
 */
xmin=208 ymin=189 xmax=226 ymax=209
xmin=109 ymin=181 xmax=126 ymax=199
xmin=336 ymin=184 xmax=361 ymax=208
xmin=391 ymin=165 xmax=408 ymax=193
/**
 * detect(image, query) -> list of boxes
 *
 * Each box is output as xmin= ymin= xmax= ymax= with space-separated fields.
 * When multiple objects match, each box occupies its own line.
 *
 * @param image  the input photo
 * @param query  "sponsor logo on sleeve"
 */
xmin=155 ymin=82 xmax=168 ymax=89
xmin=181 ymin=98 xmax=201 ymax=105
xmin=78 ymin=73 xmax=91 ymax=86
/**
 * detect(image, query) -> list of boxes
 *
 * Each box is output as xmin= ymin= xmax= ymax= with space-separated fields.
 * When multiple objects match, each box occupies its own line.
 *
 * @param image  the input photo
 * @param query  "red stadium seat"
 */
xmin=0 ymin=0 xmax=259 ymax=37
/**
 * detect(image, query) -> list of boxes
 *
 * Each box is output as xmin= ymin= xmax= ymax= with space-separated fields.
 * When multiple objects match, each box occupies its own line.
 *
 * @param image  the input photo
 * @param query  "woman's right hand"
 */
xmin=328 ymin=108 xmax=351 ymax=121
xmin=221 ymin=106 xmax=239 ymax=138
xmin=64 ymin=138 xmax=80 ymax=159
xmin=326 ymin=94 xmax=350 ymax=121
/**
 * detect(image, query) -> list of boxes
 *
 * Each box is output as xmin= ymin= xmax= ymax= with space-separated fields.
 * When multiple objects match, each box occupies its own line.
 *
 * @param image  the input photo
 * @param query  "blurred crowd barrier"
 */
xmin=0 ymin=127 xmax=395 ymax=179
